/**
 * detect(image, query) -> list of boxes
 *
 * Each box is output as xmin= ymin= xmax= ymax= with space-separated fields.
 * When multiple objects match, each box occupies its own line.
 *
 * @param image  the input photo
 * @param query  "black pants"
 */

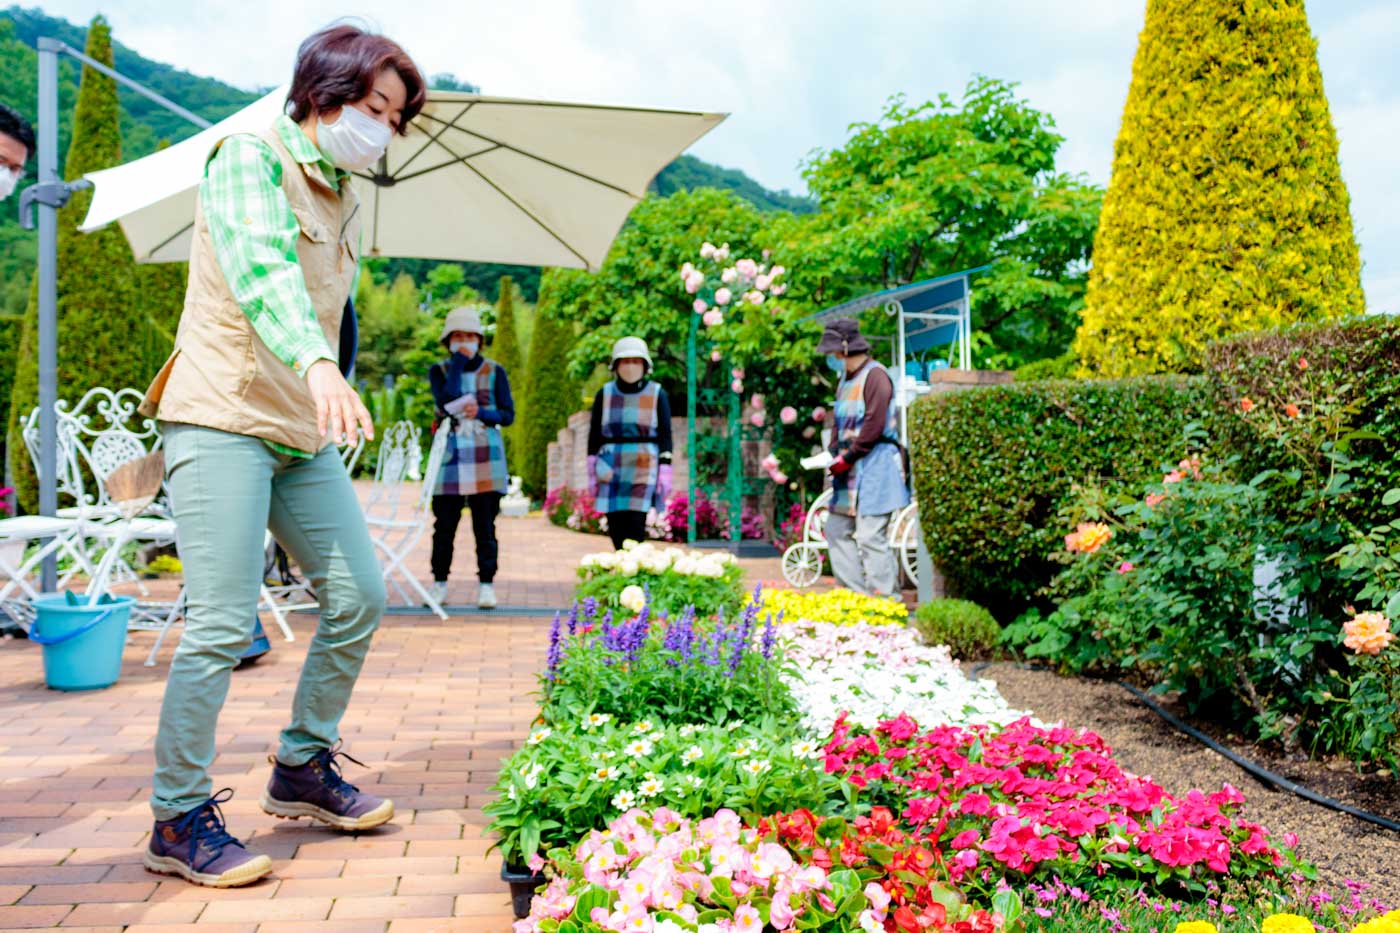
xmin=607 ymin=510 xmax=648 ymax=550
xmin=431 ymin=492 xmax=502 ymax=582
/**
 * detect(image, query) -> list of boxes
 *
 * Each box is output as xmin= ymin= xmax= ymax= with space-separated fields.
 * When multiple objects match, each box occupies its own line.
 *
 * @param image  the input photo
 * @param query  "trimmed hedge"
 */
xmin=908 ymin=376 xmax=1210 ymax=619
xmin=1205 ymin=315 xmax=1400 ymax=537
xmin=912 ymin=599 xmax=1002 ymax=660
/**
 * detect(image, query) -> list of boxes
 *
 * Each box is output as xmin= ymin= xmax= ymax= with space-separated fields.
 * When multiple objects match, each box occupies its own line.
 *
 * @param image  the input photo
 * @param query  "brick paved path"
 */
xmin=0 ymin=507 xmax=799 ymax=931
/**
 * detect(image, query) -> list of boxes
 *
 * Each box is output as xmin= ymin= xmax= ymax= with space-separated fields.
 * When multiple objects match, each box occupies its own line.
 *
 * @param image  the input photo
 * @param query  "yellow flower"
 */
xmin=1350 ymin=911 xmax=1400 ymax=933
xmin=1262 ymin=915 xmax=1316 ymax=933
xmin=756 ymin=587 xmax=907 ymax=627
xmin=1172 ymin=923 xmax=1218 ymax=933
xmin=1065 ymin=522 xmax=1113 ymax=555
xmin=1342 ymin=611 xmax=1395 ymax=656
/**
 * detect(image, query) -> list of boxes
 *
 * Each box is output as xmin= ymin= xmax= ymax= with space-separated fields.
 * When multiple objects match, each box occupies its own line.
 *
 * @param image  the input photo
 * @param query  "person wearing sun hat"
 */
xmin=587 ymin=336 xmax=673 ymax=549
xmin=816 ymin=318 xmax=909 ymax=597
xmin=427 ymin=304 xmax=515 ymax=609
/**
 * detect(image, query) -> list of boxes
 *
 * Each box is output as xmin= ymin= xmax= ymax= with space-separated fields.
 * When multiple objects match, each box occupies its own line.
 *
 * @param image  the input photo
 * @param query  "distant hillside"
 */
xmin=0 ymin=6 xmax=812 ymax=307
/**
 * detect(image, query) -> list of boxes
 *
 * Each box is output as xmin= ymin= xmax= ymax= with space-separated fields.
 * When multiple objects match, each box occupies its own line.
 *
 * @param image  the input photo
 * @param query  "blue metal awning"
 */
xmin=806 ymin=264 xmax=991 ymax=337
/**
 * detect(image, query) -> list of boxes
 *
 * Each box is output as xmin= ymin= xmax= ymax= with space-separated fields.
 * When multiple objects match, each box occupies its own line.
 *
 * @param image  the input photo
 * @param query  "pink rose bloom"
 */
xmin=1163 ymin=469 xmax=1184 ymax=484
xmin=693 ymin=298 xmax=708 ymax=314
xmin=773 ymin=471 xmax=788 ymax=484
xmin=703 ymin=309 xmax=724 ymax=327
xmin=747 ymin=290 xmax=765 ymax=305
xmin=1145 ymin=492 xmax=1166 ymax=507
xmin=680 ymin=262 xmax=694 ymax=279
xmin=731 ymin=379 xmax=743 ymax=393
xmin=771 ymin=264 xmax=785 ymax=278
xmin=1118 ymin=561 xmax=1134 ymax=574
xmin=780 ymin=406 xmax=797 ymax=424
xmin=721 ymin=267 xmax=737 ymax=284
xmin=751 ymin=412 xmax=765 ymax=427
xmin=685 ymin=274 xmax=702 ymax=295
xmin=731 ymin=367 xmax=745 ymax=379
xmin=755 ymin=274 xmax=772 ymax=291
xmin=812 ymin=406 xmax=826 ymax=421
xmin=714 ymin=244 xmax=730 ymax=262
xmin=771 ymin=283 xmax=787 ymax=296
xmin=710 ymin=349 xmax=722 ymax=362
xmin=736 ymin=258 xmax=759 ymax=279
xmin=761 ymin=454 xmax=779 ymax=472
xmin=700 ymin=241 xmax=716 ymax=259
xmin=750 ymin=394 xmax=765 ymax=410
xmin=802 ymin=426 xmax=815 ymax=439
xmin=714 ymin=287 xmax=732 ymax=306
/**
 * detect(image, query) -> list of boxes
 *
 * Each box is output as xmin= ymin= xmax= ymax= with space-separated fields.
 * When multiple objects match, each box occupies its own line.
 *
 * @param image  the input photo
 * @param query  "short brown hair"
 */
xmin=287 ymin=24 xmax=426 ymax=134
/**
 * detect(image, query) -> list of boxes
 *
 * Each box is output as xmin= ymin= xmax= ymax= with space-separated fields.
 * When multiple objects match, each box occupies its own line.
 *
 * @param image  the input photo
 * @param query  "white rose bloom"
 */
xmin=619 ymin=585 xmax=646 ymax=614
xmin=619 ymin=558 xmax=639 ymax=577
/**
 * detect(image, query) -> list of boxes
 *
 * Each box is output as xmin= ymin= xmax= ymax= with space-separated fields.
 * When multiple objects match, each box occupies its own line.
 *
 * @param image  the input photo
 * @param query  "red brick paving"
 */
xmin=0 ymin=510 xmax=797 ymax=931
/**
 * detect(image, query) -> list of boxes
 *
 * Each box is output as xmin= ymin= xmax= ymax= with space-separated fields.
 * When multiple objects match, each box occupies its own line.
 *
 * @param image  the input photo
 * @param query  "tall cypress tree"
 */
xmin=490 ymin=275 xmax=525 ymax=477
xmin=519 ymin=271 xmax=582 ymax=498
xmin=1075 ymin=0 xmax=1362 ymax=377
xmin=6 ymin=16 xmax=144 ymax=510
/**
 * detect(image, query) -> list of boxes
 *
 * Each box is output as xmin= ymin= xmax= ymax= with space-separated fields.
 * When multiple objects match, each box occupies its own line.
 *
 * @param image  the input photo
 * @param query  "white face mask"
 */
xmin=316 ymin=105 xmax=392 ymax=172
xmin=0 ymin=167 xmax=19 ymax=200
xmin=617 ymin=362 xmax=645 ymax=384
xmin=450 ymin=338 xmax=479 ymax=357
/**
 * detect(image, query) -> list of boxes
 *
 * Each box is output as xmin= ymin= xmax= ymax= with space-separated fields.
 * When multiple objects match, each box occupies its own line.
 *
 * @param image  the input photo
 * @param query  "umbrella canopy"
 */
xmin=81 ymin=87 xmax=726 ymax=271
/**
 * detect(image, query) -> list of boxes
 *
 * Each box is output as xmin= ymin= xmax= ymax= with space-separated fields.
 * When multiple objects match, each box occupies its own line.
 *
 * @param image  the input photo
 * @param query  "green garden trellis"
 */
xmin=684 ymin=312 xmax=775 ymax=549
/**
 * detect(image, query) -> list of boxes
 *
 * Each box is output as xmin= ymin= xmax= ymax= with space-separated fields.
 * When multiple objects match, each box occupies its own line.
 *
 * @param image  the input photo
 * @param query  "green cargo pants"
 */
xmin=150 ymin=423 xmax=386 ymax=820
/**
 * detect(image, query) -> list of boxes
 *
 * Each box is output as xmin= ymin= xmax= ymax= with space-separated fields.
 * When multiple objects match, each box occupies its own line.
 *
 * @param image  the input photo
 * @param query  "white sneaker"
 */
xmin=427 ymin=581 xmax=449 ymax=606
xmin=477 ymin=583 xmax=497 ymax=610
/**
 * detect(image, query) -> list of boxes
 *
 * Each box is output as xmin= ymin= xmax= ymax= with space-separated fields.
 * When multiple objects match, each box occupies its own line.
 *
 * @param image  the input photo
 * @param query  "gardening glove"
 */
xmin=829 ymin=455 xmax=853 ymax=476
xmin=656 ymin=463 xmax=674 ymax=506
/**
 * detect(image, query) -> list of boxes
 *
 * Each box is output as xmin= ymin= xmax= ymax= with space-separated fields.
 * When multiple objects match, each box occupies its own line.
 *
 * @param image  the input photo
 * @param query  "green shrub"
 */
xmin=912 ymin=599 xmax=1002 ymax=660
xmin=1013 ymin=352 xmax=1076 ymax=382
xmin=908 ymin=376 xmax=1210 ymax=619
xmin=1076 ymin=0 xmax=1361 ymax=376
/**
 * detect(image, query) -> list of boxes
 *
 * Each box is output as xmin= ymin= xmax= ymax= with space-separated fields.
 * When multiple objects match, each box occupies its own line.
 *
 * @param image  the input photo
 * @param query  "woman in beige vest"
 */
xmin=137 ymin=25 xmax=425 ymax=887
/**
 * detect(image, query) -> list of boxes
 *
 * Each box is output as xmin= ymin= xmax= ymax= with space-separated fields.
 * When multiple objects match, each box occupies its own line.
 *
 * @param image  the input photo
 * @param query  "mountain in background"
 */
xmin=0 ymin=5 xmax=813 ymax=309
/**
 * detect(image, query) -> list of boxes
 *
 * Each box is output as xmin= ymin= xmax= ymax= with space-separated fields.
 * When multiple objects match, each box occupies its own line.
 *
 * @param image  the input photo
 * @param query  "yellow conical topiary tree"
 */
xmin=1075 ymin=0 xmax=1363 ymax=377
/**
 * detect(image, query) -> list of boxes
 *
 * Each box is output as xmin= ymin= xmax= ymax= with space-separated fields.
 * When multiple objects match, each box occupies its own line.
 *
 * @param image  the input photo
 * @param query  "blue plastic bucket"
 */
xmin=28 ymin=594 xmax=134 ymax=691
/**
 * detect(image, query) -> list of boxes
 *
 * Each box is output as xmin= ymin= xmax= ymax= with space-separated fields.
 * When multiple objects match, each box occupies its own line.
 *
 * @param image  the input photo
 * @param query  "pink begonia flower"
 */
xmin=1118 ymin=561 xmax=1134 ymax=574
xmin=771 ymin=893 xmax=797 ymax=929
xmin=733 ymin=904 xmax=763 ymax=931
xmin=750 ymin=412 xmax=765 ymax=427
xmin=714 ymin=287 xmax=733 ymax=306
xmin=779 ymin=406 xmax=797 ymax=424
xmin=693 ymin=298 xmax=708 ymax=314
xmin=527 ymin=853 xmax=545 ymax=872
xmin=864 ymin=882 xmax=892 ymax=912
xmin=700 ymin=242 xmax=716 ymax=259
xmin=731 ymin=379 xmax=743 ymax=393
xmin=710 ymin=349 xmax=722 ymax=362
xmin=755 ymin=274 xmax=772 ymax=291
xmin=750 ymin=394 xmax=765 ymax=410
xmin=721 ymin=267 xmax=738 ymax=284
xmin=812 ymin=406 xmax=826 ymax=421
xmin=703 ymin=309 xmax=724 ymax=327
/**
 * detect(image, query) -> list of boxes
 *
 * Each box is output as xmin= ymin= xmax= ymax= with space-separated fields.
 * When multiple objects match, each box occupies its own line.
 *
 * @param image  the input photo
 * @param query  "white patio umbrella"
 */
xmin=81 ymin=86 xmax=726 ymax=271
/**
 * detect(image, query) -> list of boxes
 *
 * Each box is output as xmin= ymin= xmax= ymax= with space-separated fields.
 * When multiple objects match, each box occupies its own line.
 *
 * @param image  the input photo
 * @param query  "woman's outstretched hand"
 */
xmin=307 ymin=359 xmax=375 ymax=445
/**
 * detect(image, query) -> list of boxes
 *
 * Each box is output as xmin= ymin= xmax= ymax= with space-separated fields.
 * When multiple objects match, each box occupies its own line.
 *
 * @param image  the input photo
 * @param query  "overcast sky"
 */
xmin=31 ymin=0 xmax=1400 ymax=311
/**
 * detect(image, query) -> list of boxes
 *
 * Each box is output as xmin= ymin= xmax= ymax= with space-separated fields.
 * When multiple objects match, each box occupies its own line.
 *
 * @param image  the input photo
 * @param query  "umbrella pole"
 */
xmin=35 ymin=38 xmax=61 ymax=593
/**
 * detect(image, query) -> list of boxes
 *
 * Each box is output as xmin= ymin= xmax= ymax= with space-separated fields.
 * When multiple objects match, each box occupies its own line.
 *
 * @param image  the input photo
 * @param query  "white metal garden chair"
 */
xmin=364 ymin=420 xmax=449 ymax=619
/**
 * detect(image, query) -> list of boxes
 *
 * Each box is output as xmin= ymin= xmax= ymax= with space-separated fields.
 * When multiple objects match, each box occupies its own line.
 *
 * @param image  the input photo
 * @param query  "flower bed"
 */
xmin=491 ymin=586 xmax=1394 ymax=931
xmin=757 ymin=587 xmax=908 ymax=627
xmin=576 ymin=541 xmax=746 ymax=617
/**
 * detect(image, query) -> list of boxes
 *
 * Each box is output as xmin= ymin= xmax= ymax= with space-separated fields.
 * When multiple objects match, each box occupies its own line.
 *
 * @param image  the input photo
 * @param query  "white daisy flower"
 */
xmin=527 ymin=727 xmax=552 ymax=745
xmin=623 ymin=738 xmax=654 ymax=758
xmin=638 ymin=776 xmax=665 ymax=798
xmin=611 ymin=789 xmax=637 ymax=810
xmin=681 ymin=745 xmax=704 ymax=764
xmin=743 ymin=759 xmax=771 ymax=776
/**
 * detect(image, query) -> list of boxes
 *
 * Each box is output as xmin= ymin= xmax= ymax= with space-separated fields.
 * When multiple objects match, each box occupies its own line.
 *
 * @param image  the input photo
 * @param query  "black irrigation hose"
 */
xmin=965 ymin=662 xmax=1400 ymax=834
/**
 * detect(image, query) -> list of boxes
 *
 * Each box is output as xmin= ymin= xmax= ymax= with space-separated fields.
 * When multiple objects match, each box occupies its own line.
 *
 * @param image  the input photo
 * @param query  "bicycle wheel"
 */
xmin=781 ymin=543 xmax=825 ymax=588
xmin=804 ymin=489 xmax=833 ymax=544
xmin=892 ymin=503 xmax=920 ymax=587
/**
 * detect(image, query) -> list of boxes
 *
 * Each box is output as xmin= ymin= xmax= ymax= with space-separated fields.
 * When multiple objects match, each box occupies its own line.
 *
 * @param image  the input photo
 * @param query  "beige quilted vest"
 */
xmin=140 ymin=125 xmax=360 ymax=453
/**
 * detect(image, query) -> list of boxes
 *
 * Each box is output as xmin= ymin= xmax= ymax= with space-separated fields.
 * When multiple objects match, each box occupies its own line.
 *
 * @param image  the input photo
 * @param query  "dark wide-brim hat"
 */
xmin=816 ymin=318 xmax=870 ymax=354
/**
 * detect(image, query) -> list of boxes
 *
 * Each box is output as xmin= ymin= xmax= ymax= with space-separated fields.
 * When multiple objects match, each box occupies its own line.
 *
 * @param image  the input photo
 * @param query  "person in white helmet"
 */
xmin=427 ymin=305 xmax=515 ymax=609
xmin=587 ymin=337 xmax=673 ymax=549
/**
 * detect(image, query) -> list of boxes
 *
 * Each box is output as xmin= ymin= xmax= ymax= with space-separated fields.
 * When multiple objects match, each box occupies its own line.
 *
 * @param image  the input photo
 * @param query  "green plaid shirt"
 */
xmin=202 ymin=115 xmax=353 ymax=457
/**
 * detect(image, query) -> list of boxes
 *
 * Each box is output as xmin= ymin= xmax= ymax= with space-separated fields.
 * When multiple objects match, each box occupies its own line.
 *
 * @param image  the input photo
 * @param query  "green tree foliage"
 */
xmin=1075 ymin=0 xmax=1363 ymax=377
xmin=490 ymin=275 xmax=526 ymax=476
xmin=652 ymin=155 xmax=815 ymax=214
xmin=778 ymin=79 xmax=1103 ymax=369
xmin=519 ymin=272 xmax=583 ymax=497
xmin=6 ymin=16 xmax=147 ymax=510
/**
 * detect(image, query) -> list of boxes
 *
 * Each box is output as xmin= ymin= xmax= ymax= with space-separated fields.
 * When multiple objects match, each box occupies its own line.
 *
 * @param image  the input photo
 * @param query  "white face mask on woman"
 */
xmin=317 ymin=105 xmax=392 ymax=172
xmin=450 ymin=338 xmax=480 ymax=358
xmin=0 ymin=167 xmax=19 ymax=200
xmin=616 ymin=362 xmax=645 ymax=384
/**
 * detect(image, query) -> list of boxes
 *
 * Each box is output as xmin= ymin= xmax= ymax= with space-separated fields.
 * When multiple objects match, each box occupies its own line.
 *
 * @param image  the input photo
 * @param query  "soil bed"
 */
xmin=980 ymin=662 xmax=1400 ymax=908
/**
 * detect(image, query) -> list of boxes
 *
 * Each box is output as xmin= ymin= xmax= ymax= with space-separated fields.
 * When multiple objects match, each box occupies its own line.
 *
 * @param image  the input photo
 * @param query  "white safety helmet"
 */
xmin=610 ymin=336 xmax=653 ymax=372
xmin=440 ymin=305 xmax=486 ymax=344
